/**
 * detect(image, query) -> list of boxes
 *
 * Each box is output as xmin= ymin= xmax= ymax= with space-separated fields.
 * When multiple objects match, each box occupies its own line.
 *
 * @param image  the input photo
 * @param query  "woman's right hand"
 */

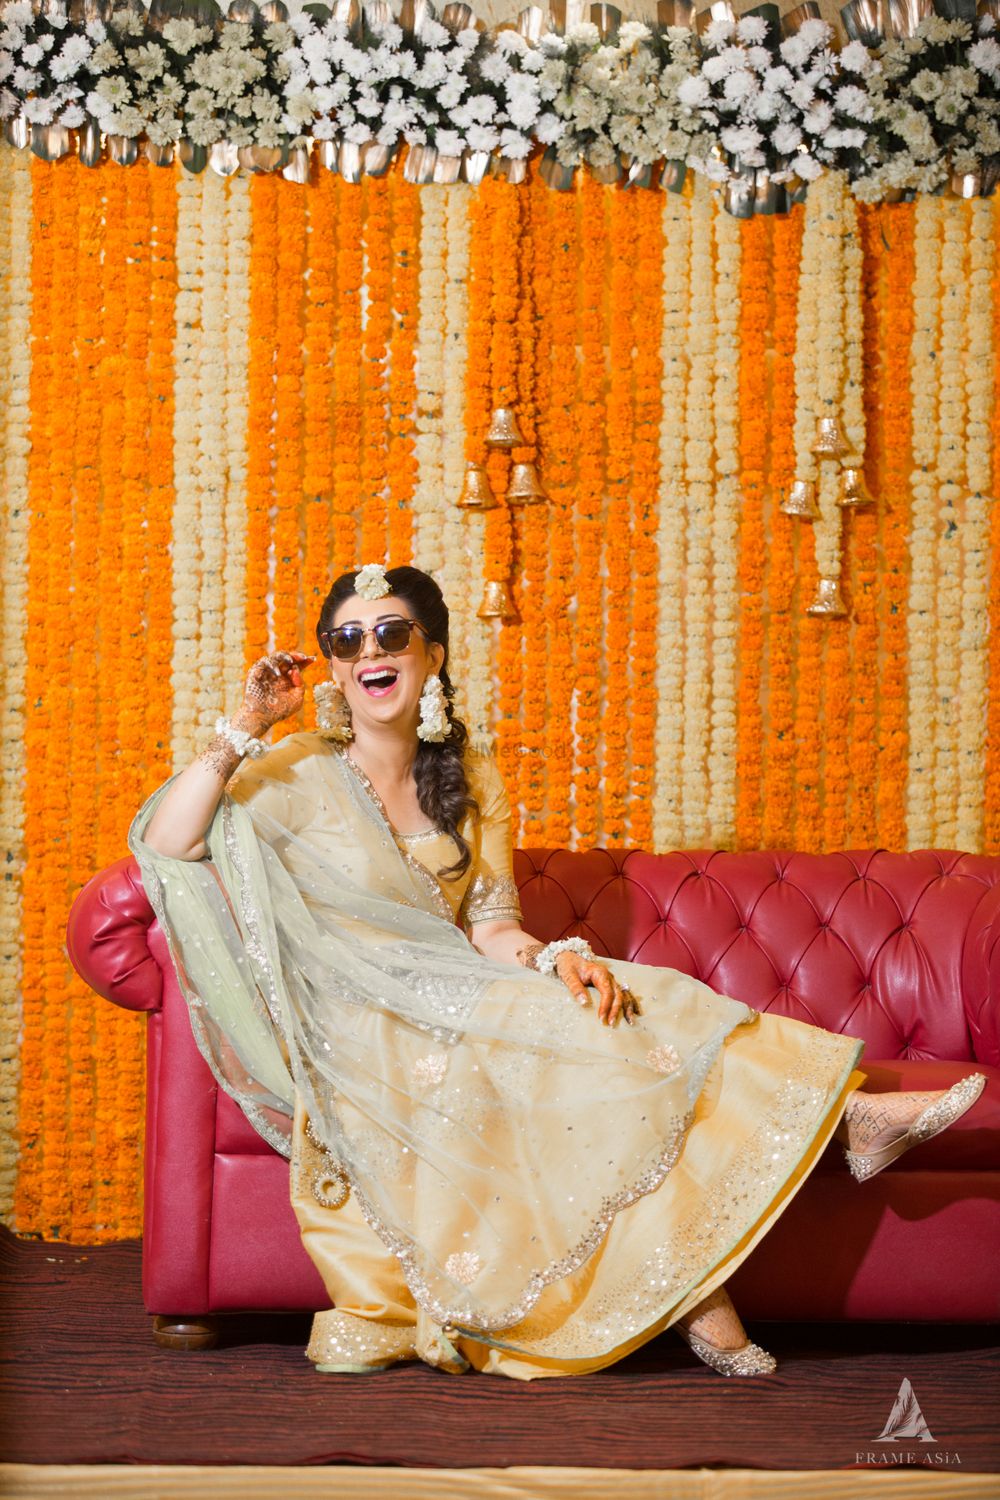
xmin=235 ymin=650 xmax=316 ymax=734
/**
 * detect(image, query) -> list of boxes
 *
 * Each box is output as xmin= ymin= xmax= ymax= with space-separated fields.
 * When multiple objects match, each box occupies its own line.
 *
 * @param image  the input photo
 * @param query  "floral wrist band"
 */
xmin=533 ymin=937 xmax=596 ymax=975
xmin=214 ymin=716 xmax=269 ymax=761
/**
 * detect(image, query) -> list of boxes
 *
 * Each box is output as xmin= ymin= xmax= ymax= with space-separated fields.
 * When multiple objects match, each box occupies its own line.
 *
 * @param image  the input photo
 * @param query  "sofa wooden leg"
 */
xmin=152 ymin=1314 xmax=220 ymax=1351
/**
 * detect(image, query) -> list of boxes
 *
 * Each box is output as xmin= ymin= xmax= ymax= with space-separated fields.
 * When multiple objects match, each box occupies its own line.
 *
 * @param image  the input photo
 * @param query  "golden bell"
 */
xmin=812 ymin=416 xmax=850 ymax=458
xmin=456 ymin=463 xmax=498 ymax=511
xmin=838 ymin=467 xmax=875 ymax=508
xmin=506 ymin=462 xmax=548 ymax=506
xmin=806 ymin=577 xmax=848 ymax=618
xmin=477 ymin=580 xmax=519 ymax=622
xmin=780 ymin=480 xmax=819 ymax=520
xmin=485 ymin=407 xmax=525 ymax=448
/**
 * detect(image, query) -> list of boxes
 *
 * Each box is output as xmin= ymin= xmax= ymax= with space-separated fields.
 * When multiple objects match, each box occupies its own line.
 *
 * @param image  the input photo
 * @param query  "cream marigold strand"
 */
xmin=221 ymin=177 xmax=251 ymax=720
xmin=0 ymin=149 xmax=32 ymax=1218
xmin=812 ymin=170 xmax=847 ymax=596
xmin=170 ymin=171 xmax=204 ymax=769
xmin=681 ymin=175 xmax=714 ymax=847
xmin=652 ymin=185 xmax=690 ymax=854
xmin=956 ymin=197 xmax=993 ymax=851
xmin=439 ymin=184 xmax=473 ymax=720
xmin=706 ymin=200 xmax=740 ymax=847
xmin=906 ymin=195 xmax=942 ymax=849
xmin=412 ymin=183 xmax=447 ymax=577
xmin=197 ymin=174 xmax=227 ymax=747
xmin=932 ymin=199 xmax=967 ymax=848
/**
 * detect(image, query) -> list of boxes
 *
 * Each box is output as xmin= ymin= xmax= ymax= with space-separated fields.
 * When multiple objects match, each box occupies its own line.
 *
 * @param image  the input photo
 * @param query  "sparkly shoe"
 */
xmin=842 ymin=1072 xmax=987 ymax=1184
xmin=675 ymin=1323 xmax=777 ymax=1377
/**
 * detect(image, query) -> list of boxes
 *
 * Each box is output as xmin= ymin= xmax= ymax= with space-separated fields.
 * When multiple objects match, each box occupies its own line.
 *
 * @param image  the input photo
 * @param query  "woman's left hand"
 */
xmin=554 ymin=952 xmax=641 ymax=1027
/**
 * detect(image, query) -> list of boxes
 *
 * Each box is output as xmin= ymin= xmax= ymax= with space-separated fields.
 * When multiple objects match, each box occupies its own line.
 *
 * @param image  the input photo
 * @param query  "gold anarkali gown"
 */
xmin=217 ymin=738 xmax=867 ymax=1381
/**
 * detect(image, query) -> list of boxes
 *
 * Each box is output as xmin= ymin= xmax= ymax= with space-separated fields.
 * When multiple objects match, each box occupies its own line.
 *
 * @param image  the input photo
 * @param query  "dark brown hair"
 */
xmin=316 ymin=566 xmax=477 ymax=879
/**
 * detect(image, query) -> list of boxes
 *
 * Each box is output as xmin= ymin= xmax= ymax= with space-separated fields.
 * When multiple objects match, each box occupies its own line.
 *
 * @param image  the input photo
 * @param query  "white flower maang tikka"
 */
xmin=417 ymin=673 xmax=451 ymax=743
xmin=354 ymin=563 xmax=392 ymax=600
xmin=313 ymin=679 xmax=353 ymax=742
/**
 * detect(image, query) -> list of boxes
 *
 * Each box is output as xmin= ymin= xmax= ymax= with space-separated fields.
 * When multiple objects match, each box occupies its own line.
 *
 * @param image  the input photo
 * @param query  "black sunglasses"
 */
xmin=321 ymin=618 xmax=430 ymax=662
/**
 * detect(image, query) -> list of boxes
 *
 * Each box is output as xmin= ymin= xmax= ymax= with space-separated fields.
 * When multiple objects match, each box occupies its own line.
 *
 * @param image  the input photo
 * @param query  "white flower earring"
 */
xmin=314 ymin=678 xmax=353 ymax=742
xmin=417 ymin=673 xmax=451 ymax=743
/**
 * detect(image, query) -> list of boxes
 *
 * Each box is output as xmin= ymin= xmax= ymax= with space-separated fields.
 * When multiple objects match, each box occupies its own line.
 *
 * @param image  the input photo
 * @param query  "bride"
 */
xmin=131 ymin=563 xmax=986 ymax=1380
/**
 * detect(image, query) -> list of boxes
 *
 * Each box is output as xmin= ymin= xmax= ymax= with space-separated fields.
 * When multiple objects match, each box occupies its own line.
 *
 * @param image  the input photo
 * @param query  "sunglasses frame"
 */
xmin=320 ymin=618 xmax=430 ymax=662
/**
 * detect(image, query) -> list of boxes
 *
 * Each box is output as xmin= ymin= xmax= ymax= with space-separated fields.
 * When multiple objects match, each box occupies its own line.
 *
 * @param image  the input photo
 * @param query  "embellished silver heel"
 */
xmin=675 ymin=1322 xmax=777 ymax=1377
xmin=843 ymin=1072 xmax=987 ymax=1184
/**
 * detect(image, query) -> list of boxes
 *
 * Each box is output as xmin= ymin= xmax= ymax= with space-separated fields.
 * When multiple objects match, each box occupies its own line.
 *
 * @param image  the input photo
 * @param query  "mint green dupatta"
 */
xmin=129 ymin=731 xmax=756 ymax=1335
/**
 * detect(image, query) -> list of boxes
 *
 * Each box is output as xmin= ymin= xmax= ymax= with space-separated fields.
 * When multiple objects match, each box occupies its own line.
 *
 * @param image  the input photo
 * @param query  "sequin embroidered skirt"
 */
xmin=292 ymin=998 xmax=866 ymax=1380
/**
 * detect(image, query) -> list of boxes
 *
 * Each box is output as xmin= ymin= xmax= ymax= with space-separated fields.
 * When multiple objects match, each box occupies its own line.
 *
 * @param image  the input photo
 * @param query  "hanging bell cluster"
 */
xmin=456 ymin=407 xmax=548 ymax=620
xmin=781 ymin=410 xmax=877 ymax=621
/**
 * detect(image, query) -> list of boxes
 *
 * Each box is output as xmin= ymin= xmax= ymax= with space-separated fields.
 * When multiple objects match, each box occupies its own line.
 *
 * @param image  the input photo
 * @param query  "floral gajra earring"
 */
xmin=314 ymin=678 xmax=353 ymax=742
xmin=417 ymin=674 xmax=451 ymax=743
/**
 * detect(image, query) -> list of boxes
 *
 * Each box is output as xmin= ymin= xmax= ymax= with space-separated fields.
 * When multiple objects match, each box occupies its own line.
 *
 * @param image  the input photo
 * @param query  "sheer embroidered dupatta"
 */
xmin=129 ymin=732 xmax=755 ymax=1335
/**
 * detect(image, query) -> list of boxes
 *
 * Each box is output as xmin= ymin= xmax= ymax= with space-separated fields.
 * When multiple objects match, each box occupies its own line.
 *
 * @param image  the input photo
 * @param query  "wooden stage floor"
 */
xmin=2 ymin=1225 xmax=998 ymax=1475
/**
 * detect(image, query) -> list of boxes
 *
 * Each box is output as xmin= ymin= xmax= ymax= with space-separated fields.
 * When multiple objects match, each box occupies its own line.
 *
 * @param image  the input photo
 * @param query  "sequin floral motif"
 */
xmin=445 ymin=1251 xmax=482 ymax=1285
xmin=646 ymin=1044 xmax=681 ymax=1075
xmin=413 ymin=1053 xmax=448 ymax=1087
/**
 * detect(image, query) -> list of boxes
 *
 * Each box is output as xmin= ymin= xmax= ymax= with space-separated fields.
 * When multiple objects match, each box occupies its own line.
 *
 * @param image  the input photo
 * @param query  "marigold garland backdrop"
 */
xmin=1 ymin=149 xmax=999 ymax=1242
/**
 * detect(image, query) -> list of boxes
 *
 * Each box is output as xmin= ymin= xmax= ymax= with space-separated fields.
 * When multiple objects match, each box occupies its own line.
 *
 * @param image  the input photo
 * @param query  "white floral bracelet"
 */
xmin=214 ymin=715 xmax=269 ymax=760
xmin=533 ymin=937 xmax=596 ymax=975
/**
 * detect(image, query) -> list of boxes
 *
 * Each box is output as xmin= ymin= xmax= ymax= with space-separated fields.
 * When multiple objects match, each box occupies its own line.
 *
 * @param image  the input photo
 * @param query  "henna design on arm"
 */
xmin=516 ymin=942 xmax=546 ymax=971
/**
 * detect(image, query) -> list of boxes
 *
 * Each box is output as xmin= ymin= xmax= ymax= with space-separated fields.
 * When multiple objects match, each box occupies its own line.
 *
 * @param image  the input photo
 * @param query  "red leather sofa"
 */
xmin=66 ymin=847 xmax=1000 ymax=1347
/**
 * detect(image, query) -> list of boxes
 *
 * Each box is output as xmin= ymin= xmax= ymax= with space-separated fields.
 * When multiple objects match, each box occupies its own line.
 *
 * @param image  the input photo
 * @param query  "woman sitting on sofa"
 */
xmin=130 ymin=563 xmax=985 ymax=1381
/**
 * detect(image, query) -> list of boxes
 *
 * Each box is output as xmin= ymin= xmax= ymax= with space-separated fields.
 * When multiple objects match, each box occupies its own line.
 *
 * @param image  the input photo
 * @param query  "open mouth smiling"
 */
xmin=357 ymin=666 xmax=400 ymax=697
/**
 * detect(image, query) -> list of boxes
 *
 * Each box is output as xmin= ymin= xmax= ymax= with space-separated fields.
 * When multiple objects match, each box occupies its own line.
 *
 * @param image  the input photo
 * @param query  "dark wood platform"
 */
xmin=1 ymin=1225 xmax=997 ymax=1471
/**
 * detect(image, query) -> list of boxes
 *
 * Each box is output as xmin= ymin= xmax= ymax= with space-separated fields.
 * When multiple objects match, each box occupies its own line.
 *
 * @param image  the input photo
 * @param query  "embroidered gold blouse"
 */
xmin=344 ymin=747 xmax=524 ymax=930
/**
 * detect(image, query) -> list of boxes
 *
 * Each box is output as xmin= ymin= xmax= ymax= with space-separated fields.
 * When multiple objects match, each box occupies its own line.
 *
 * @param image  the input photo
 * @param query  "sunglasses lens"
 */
xmin=330 ymin=629 xmax=363 ymax=660
xmin=376 ymin=621 xmax=415 ymax=653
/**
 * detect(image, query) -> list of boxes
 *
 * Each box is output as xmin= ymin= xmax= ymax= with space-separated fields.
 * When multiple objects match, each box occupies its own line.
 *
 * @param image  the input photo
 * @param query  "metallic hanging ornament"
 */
xmin=456 ymin=462 xmax=498 ymax=510
xmin=806 ymin=577 xmax=848 ymax=618
xmin=812 ymin=415 xmax=850 ymax=458
xmin=837 ymin=467 xmax=875 ymax=507
xmin=780 ymin=480 xmax=820 ymax=519
xmin=477 ymin=580 xmax=518 ymax=621
xmin=485 ymin=407 xmax=525 ymax=448
xmin=506 ymin=461 xmax=548 ymax=506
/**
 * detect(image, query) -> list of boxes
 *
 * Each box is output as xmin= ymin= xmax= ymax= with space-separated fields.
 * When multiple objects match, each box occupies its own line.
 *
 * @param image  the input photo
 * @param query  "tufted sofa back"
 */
xmin=514 ymin=848 xmax=1000 ymax=1066
xmin=69 ymin=848 xmax=1000 ymax=1069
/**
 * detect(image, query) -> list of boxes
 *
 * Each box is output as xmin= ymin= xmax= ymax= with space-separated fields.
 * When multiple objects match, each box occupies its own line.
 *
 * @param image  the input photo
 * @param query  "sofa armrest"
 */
xmin=66 ymin=856 xmax=162 ymax=1012
xmin=962 ymin=880 xmax=1000 ymax=1067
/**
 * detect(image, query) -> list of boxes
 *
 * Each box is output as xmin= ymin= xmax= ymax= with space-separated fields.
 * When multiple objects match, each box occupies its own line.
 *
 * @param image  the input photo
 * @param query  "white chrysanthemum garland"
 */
xmin=684 ymin=13 xmax=875 ymax=187
xmin=283 ymin=9 xmax=561 ymax=163
xmin=2 ymin=0 xmax=1000 ymax=203
xmin=540 ymin=18 xmax=705 ymax=173
xmin=852 ymin=12 xmax=1000 ymax=200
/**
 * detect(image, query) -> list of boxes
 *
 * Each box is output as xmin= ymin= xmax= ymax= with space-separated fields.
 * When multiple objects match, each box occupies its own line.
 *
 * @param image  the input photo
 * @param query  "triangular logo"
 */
xmin=874 ymin=1378 xmax=936 ymax=1442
